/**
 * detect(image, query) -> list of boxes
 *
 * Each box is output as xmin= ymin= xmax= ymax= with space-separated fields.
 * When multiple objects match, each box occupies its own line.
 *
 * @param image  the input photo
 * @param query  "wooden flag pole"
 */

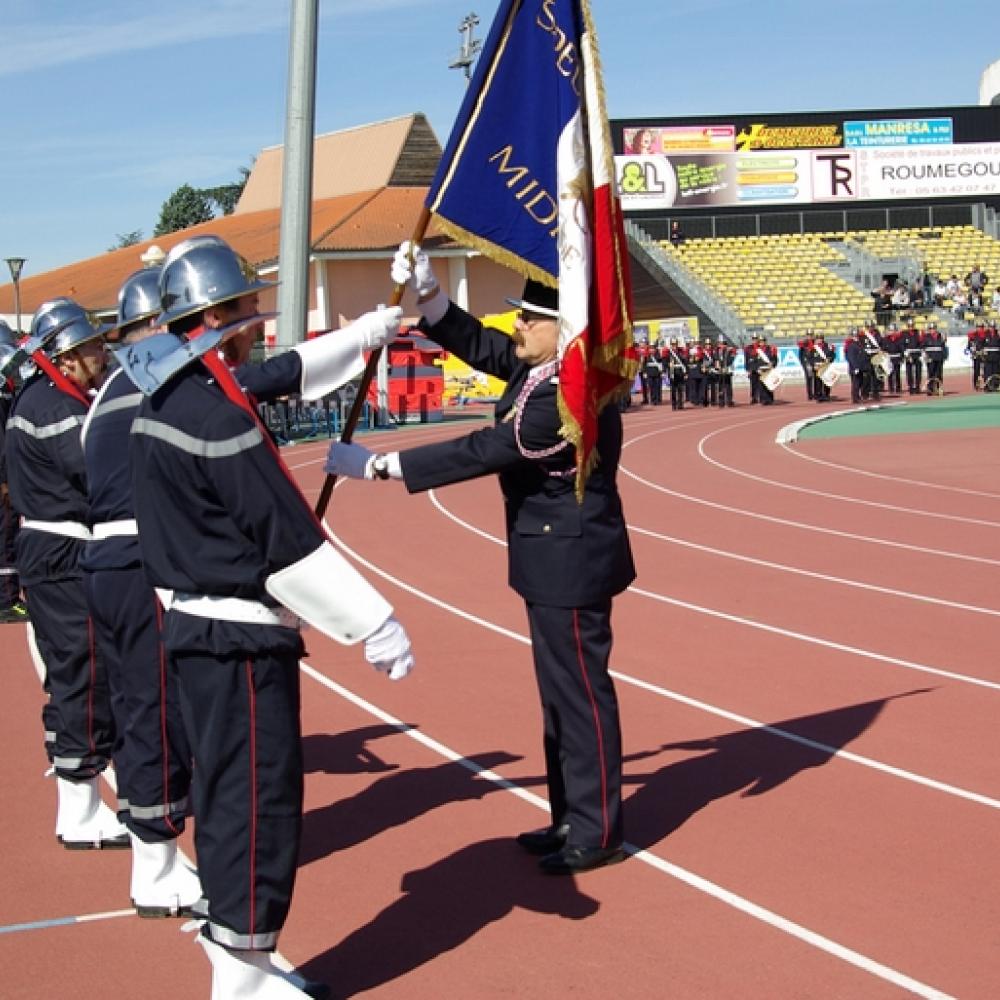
xmin=314 ymin=206 xmax=432 ymax=517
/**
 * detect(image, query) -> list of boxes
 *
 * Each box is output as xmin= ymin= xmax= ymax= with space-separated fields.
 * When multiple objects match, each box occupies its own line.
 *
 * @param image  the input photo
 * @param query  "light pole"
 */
xmin=5 ymin=257 xmax=26 ymax=335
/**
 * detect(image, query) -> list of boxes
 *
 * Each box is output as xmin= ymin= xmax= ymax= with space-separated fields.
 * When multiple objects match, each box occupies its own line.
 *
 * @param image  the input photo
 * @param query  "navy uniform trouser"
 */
xmin=0 ymin=496 xmax=19 ymax=607
xmin=173 ymin=637 xmax=303 ymax=949
xmin=25 ymin=576 xmax=116 ymax=779
xmin=525 ymin=599 xmax=623 ymax=850
xmin=84 ymin=566 xmax=192 ymax=841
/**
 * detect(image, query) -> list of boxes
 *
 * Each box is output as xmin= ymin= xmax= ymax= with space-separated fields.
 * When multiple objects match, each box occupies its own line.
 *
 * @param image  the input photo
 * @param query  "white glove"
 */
xmin=350 ymin=306 xmax=402 ymax=351
xmin=325 ymin=441 xmax=373 ymax=479
xmin=391 ymin=241 xmax=438 ymax=298
xmin=364 ymin=616 xmax=415 ymax=681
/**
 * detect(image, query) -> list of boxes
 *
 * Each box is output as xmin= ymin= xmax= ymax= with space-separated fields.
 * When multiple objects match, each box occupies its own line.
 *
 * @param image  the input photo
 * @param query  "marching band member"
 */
xmin=744 ymin=334 xmax=762 ymax=404
xmin=665 ymin=336 xmax=688 ymax=410
xmin=922 ymin=322 xmax=947 ymax=395
xmin=715 ymin=334 xmax=736 ymax=407
xmin=5 ymin=299 xmax=129 ymax=850
xmin=901 ymin=319 xmax=923 ymax=395
xmin=702 ymin=336 xmax=719 ymax=407
xmin=966 ymin=321 xmax=986 ymax=391
xmin=122 ymin=239 xmax=414 ymax=998
xmin=845 ymin=328 xmax=869 ymax=403
xmin=808 ymin=332 xmax=835 ymax=402
xmin=982 ymin=321 xmax=1000 ymax=391
xmin=641 ymin=342 xmax=663 ymax=405
xmin=686 ymin=338 xmax=706 ymax=406
xmin=797 ymin=331 xmax=815 ymax=401
xmin=753 ymin=335 xmax=778 ymax=406
xmin=860 ymin=323 xmax=884 ymax=401
xmin=884 ymin=324 xmax=904 ymax=395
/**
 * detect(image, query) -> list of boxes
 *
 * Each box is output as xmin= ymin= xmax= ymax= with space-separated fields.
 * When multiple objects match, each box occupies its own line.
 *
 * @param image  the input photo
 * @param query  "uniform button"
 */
xmin=543 ymin=524 xmax=552 ymax=533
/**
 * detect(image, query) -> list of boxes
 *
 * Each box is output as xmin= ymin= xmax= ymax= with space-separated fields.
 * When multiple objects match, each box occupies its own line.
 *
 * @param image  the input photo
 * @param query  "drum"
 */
xmin=871 ymin=350 xmax=892 ymax=377
xmin=761 ymin=367 xmax=783 ymax=392
xmin=816 ymin=362 xmax=840 ymax=388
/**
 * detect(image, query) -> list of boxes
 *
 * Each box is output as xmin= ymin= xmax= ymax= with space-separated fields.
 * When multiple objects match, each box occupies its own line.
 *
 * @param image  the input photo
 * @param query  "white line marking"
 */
xmin=697 ymin=424 xmax=1000 ymax=528
xmin=329 ymin=519 xmax=1000 ymax=790
xmin=299 ymin=657 xmax=956 ymax=999
xmin=628 ymin=524 xmax=1000 ymax=618
xmin=619 ymin=458 xmax=1000 ymax=568
xmin=425 ymin=493 xmax=1000 ymax=693
xmin=778 ymin=433 xmax=1000 ymax=501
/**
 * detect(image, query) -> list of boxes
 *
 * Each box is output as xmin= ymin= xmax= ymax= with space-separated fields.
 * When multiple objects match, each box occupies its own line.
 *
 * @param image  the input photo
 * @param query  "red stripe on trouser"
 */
xmin=571 ymin=609 xmax=610 ymax=848
xmin=87 ymin=616 xmax=97 ymax=754
xmin=156 ymin=598 xmax=181 ymax=837
xmin=245 ymin=660 xmax=258 ymax=937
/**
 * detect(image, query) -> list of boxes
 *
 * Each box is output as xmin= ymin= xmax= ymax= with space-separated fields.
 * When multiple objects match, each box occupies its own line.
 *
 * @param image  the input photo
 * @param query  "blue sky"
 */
xmin=2 ymin=0 xmax=998 ymax=279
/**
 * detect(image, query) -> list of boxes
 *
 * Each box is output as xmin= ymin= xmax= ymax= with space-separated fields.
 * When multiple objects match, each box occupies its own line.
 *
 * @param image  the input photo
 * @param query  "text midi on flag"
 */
xmin=426 ymin=0 xmax=637 ymax=498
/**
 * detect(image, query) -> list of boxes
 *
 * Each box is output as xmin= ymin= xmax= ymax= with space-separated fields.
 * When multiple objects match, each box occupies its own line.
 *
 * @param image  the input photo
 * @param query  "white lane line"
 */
xmin=425 ymin=493 xmax=1000 ymax=693
xmin=778 ymin=439 xmax=1000 ymax=501
xmin=299 ymin=659 xmax=955 ymax=1000
xmin=619 ymin=461 xmax=1000 ymax=568
xmin=696 ymin=424 xmax=1000 ymax=529
xmin=332 ymin=513 xmax=1000 ymax=795
xmin=628 ymin=524 xmax=1000 ymax=618
xmin=628 ymin=583 xmax=1000 ymax=693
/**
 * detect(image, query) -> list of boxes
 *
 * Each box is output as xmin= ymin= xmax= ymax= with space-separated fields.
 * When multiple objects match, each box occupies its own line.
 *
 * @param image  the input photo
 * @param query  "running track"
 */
xmin=2 ymin=385 xmax=998 ymax=999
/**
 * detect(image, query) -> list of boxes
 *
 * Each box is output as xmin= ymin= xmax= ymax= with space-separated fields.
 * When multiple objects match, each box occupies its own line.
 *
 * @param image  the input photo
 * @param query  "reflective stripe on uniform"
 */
xmin=117 ymin=795 xmax=190 ymax=820
xmin=207 ymin=921 xmax=279 ymax=952
xmin=95 ymin=392 xmax=143 ymax=416
xmin=131 ymin=417 xmax=263 ymax=459
xmin=7 ymin=413 xmax=85 ymax=439
xmin=91 ymin=519 xmax=139 ymax=539
xmin=21 ymin=519 xmax=92 ymax=541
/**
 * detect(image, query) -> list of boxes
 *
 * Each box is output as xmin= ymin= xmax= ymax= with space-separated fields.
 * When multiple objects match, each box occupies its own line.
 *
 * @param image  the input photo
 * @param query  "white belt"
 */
xmin=21 ymin=519 xmax=92 ymax=541
xmin=171 ymin=593 xmax=300 ymax=629
xmin=92 ymin=519 xmax=139 ymax=539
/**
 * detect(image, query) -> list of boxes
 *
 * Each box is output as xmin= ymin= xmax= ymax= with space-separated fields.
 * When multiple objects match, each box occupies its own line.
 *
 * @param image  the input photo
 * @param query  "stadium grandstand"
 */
xmin=614 ymin=105 xmax=1000 ymax=355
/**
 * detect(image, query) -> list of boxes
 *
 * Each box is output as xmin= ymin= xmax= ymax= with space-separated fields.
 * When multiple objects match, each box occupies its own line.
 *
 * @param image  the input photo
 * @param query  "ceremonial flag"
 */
xmin=426 ymin=0 xmax=637 ymax=498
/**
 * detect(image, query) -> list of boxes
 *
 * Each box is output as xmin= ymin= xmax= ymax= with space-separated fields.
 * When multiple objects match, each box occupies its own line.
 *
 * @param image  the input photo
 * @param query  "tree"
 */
xmin=153 ymin=184 xmax=214 ymax=237
xmin=202 ymin=163 xmax=253 ymax=216
xmin=108 ymin=230 xmax=144 ymax=252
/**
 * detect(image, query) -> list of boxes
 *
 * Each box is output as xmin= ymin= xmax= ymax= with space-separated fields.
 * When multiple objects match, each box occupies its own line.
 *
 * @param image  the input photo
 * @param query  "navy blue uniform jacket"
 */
xmin=399 ymin=303 xmax=635 ymax=608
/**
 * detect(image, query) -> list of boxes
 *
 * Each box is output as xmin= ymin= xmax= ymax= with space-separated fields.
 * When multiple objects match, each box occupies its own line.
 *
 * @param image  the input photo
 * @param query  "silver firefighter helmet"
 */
xmin=108 ymin=267 xmax=163 ymax=341
xmin=30 ymin=298 xmax=111 ymax=358
xmin=157 ymin=239 xmax=275 ymax=327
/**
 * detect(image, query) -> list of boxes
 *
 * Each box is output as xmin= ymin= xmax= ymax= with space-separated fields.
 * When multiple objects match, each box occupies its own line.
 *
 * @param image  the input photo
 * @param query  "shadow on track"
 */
xmin=623 ymin=690 xmax=932 ymax=850
xmin=300 ymin=836 xmax=599 ymax=997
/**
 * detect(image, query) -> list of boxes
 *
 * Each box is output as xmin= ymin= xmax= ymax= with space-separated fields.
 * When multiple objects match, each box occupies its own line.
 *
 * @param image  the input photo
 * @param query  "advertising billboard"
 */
xmin=616 ymin=142 xmax=1000 ymax=211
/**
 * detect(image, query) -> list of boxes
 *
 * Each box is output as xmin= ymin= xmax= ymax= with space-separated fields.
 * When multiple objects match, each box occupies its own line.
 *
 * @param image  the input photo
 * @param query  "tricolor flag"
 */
xmin=426 ymin=0 xmax=637 ymax=499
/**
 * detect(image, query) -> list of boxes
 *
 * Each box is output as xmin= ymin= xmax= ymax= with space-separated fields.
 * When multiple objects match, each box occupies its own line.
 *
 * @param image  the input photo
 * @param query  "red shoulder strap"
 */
xmin=31 ymin=351 xmax=90 ymax=408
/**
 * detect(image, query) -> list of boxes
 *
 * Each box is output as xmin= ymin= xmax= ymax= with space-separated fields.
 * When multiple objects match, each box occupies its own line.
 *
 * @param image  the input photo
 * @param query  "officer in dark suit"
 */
xmin=327 ymin=243 xmax=635 ymax=875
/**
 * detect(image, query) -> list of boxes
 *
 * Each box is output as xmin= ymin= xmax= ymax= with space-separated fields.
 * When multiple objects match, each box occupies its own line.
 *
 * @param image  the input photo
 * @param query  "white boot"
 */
xmin=197 ymin=933 xmax=318 ymax=998
xmin=55 ymin=776 xmax=130 ymax=849
xmin=130 ymin=833 xmax=204 ymax=917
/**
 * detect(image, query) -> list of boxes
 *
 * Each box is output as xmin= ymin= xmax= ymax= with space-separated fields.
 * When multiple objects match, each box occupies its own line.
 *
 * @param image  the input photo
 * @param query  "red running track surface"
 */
xmin=2 ymin=387 xmax=999 ymax=998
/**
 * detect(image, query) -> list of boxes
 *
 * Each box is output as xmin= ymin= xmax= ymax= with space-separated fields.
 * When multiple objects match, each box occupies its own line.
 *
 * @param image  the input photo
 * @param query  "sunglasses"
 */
xmin=517 ymin=310 xmax=555 ymax=326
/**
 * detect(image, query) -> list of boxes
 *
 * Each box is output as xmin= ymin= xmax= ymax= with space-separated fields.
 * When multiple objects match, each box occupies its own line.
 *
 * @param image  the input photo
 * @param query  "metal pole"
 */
xmin=276 ymin=0 xmax=319 ymax=351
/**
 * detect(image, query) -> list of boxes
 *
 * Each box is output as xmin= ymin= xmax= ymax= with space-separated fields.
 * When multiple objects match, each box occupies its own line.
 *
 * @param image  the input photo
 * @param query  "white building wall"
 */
xmin=980 ymin=59 xmax=1000 ymax=105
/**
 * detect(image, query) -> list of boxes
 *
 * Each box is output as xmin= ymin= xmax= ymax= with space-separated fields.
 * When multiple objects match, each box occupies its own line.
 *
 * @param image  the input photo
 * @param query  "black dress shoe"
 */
xmin=515 ymin=823 xmax=569 ymax=856
xmin=538 ymin=844 xmax=625 ymax=875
